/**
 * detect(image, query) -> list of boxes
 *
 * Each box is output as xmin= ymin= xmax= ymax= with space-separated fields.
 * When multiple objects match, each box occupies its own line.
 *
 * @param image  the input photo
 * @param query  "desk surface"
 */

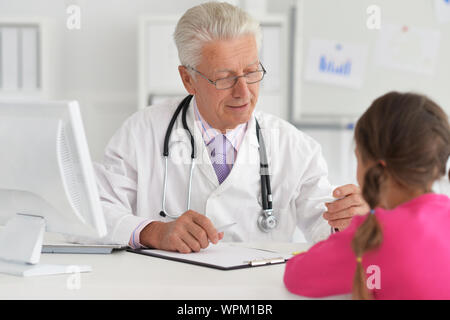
xmin=0 ymin=242 xmax=349 ymax=300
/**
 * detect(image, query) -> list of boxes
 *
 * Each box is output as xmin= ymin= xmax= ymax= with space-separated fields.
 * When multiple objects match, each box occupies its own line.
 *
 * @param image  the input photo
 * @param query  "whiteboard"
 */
xmin=292 ymin=0 xmax=450 ymax=121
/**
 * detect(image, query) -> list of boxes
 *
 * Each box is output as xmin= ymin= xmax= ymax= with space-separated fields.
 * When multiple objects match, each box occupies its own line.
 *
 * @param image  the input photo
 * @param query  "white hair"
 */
xmin=173 ymin=1 xmax=262 ymax=70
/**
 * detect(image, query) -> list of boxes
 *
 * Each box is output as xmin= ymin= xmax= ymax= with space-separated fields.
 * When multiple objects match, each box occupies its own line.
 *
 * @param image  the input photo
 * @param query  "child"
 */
xmin=284 ymin=92 xmax=450 ymax=299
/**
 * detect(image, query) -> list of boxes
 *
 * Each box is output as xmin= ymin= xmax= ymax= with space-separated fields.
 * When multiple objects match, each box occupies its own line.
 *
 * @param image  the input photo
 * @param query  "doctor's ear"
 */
xmin=178 ymin=66 xmax=196 ymax=95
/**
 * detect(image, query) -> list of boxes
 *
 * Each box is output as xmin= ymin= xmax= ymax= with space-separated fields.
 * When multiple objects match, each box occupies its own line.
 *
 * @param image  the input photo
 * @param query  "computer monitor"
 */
xmin=0 ymin=100 xmax=107 ymax=276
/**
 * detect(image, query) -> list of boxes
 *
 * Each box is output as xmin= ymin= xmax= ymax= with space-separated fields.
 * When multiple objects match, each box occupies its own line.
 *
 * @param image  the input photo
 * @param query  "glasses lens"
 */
xmin=246 ymin=70 xmax=265 ymax=83
xmin=215 ymin=70 xmax=265 ymax=90
xmin=215 ymin=78 xmax=237 ymax=90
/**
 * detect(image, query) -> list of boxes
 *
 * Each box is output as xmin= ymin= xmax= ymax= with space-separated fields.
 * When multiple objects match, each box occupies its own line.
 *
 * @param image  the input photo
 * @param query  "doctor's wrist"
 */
xmin=139 ymin=221 xmax=165 ymax=249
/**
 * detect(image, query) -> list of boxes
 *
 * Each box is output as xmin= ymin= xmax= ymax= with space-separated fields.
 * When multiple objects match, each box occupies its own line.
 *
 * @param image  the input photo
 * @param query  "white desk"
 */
xmin=0 ymin=242 xmax=349 ymax=300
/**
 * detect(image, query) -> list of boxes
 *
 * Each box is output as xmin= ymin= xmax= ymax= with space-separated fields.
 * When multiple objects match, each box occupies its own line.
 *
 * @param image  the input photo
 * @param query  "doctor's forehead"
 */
xmin=199 ymin=35 xmax=259 ymax=72
xmin=214 ymin=59 xmax=260 ymax=73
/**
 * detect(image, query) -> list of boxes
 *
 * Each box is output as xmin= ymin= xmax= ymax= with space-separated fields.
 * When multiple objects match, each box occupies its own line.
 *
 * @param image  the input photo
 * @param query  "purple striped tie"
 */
xmin=208 ymin=135 xmax=233 ymax=184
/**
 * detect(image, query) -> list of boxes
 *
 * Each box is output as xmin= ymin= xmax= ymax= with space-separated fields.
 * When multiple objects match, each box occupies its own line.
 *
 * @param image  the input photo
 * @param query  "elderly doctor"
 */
xmin=95 ymin=2 xmax=369 ymax=253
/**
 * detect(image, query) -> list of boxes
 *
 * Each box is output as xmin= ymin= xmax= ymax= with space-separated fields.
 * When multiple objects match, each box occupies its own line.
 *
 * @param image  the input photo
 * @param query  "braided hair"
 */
xmin=351 ymin=92 xmax=450 ymax=299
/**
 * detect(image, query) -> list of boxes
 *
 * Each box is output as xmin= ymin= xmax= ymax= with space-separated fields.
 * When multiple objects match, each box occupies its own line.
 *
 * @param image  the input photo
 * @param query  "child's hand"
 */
xmin=323 ymin=184 xmax=370 ymax=231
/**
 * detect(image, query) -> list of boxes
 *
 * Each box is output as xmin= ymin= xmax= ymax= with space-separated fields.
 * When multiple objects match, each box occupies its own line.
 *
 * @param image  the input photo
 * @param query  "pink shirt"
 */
xmin=284 ymin=193 xmax=450 ymax=299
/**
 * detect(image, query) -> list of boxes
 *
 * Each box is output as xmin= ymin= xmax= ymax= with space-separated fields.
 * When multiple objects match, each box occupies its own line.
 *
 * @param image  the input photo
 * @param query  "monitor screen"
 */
xmin=0 ymin=100 xmax=106 ymax=275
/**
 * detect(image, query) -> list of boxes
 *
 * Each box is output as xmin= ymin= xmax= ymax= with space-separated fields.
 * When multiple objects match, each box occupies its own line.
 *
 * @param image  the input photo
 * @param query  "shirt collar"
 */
xmin=193 ymin=96 xmax=248 ymax=150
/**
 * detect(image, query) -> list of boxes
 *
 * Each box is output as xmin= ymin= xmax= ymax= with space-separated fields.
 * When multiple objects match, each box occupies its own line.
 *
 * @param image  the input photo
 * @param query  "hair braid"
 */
xmin=351 ymin=164 xmax=384 ymax=299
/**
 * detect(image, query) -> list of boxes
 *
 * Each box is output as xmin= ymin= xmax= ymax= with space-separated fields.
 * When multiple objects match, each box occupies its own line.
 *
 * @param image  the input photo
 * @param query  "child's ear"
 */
xmin=178 ymin=66 xmax=196 ymax=95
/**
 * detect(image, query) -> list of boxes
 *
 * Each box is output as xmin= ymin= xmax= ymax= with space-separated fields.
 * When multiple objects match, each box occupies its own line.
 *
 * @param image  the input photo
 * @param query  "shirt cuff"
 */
xmin=128 ymin=219 xmax=153 ymax=249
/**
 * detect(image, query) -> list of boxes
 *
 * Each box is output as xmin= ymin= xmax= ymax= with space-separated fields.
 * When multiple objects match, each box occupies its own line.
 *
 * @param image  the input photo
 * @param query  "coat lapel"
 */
xmin=185 ymin=99 xmax=220 ymax=188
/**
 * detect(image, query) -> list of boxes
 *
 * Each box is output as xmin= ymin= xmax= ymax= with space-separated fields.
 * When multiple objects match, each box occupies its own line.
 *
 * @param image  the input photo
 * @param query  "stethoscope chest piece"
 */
xmin=258 ymin=209 xmax=278 ymax=233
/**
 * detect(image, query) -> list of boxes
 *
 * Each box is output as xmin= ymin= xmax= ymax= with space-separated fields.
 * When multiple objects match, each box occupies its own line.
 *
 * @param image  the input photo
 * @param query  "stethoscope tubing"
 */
xmin=160 ymin=95 xmax=195 ymax=219
xmin=160 ymin=95 xmax=276 ymax=231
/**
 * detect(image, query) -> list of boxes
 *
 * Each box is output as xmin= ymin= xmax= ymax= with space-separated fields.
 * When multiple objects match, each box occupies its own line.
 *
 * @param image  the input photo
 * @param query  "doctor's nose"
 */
xmin=232 ymin=76 xmax=251 ymax=100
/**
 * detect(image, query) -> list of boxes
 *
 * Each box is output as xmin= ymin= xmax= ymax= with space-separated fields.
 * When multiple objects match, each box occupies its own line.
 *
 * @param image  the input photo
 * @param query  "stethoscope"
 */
xmin=159 ymin=95 xmax=277 ymax=233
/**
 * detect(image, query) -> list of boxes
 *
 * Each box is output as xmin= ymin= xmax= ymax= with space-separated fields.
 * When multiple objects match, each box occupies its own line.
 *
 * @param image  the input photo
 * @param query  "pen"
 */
xmin=209 ymin=223 xmax=236 ymax=244
xmin=216 ymin=222 xmax=237 ymax=233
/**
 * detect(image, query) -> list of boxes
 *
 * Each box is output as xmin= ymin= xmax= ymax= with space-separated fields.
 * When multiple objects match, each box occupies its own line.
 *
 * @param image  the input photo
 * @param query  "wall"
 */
xmin=0 ymin=0 xmax=292 ymax=162
xmin=2 ymin=0 xmax=447 ymax=191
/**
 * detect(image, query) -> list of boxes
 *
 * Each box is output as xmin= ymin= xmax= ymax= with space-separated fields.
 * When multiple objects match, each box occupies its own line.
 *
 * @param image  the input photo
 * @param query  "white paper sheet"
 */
xmin=138 ymin=242 xmax=293 ymax=269
xmin=147 ymin=23 xmax=184 ymax=92
xmin=21 ymin=27 xmax=39 ymax=90
xmin=260 ymin=25 xmax=281 ymax=92
xmin=304 ymin=39 xmax=368 ymax=89
xmin=1 ymin=27 xmax=19 ymax=90
xmin=374 ymin=23 xmax=441 ymax=75
xmin=435 ymin=0 xmax=450 ymax=24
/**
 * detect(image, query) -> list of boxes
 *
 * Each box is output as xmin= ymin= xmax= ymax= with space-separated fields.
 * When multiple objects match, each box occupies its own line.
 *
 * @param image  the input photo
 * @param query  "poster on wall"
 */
xmin=435 ymin=0 xmax=450 ymax=24
xmin=304 ymin=39 xmax=368 ymax=89
xmin=374 ymin=24 xmax=441 ymax=75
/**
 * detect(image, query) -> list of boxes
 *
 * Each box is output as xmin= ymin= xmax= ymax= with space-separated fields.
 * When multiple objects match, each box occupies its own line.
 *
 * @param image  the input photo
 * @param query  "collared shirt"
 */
xmin=192 ymin=97 xmax=248 ymax=170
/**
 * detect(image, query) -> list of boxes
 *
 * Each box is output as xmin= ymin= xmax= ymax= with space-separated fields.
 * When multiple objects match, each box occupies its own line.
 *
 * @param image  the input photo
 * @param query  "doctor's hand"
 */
xmin=323 ymin=184 xmax=370 ymax=231
xmin=139 ymin=210 xmax=224 ymax=253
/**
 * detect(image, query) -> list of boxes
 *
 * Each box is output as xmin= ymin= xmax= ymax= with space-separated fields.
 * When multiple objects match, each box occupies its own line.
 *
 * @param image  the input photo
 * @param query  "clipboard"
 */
xmin=42 ymin=243 xmax=128 ymax=254
xmin=127 ymin=243 xmax=293 ymax=270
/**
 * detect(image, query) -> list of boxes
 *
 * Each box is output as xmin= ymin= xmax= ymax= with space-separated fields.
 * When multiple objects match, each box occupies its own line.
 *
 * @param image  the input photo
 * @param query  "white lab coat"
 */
xmin=93 ymin=97 xmax=334 ymax=245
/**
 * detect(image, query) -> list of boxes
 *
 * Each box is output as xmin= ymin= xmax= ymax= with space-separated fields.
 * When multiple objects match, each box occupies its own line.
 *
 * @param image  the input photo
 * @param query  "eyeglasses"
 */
xmin=185 ymin=62 xmax=267 ymax=90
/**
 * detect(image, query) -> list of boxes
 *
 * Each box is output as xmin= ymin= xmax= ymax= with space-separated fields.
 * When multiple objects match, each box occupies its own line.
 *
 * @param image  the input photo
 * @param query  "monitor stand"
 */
xmin=0 ymin=213 xmax=91 ymax=276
